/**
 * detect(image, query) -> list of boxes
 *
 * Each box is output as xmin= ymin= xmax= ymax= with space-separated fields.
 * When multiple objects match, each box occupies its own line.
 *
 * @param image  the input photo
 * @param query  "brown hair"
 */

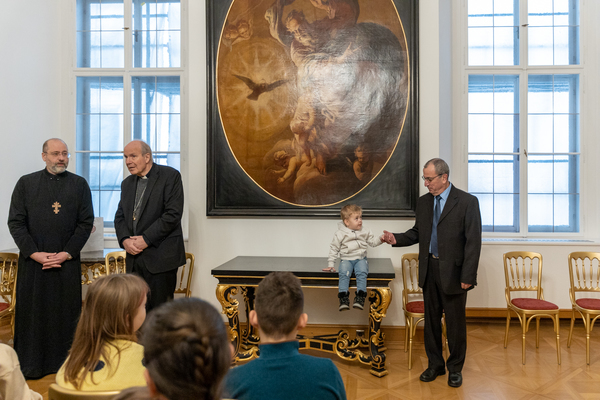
xmin=340 ymin=204 xmax=362 ymax=221
xmin=255 ymin=272 xmax=304 ymax=338
xmin=142 ymin=298 xmax=231 ymax=400
xmin=63 ymin=274 xmax=149 ymax=389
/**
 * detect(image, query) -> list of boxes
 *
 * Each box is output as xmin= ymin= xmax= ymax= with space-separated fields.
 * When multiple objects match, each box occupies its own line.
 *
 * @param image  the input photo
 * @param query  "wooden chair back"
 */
xmin=0 ymin=253 xmax=18 ymax=337
xmin=175 ymin=252 xmax=195 ymax=298
xmin=503 ymin=251 xmax=544 ymax=302
xmin=401 ymin=253 xmax=421 ymax=308
xmin=105 ymin=251 xmax=127 ymax=275
xmin=568 ymin=252 xmax=600 ymax=302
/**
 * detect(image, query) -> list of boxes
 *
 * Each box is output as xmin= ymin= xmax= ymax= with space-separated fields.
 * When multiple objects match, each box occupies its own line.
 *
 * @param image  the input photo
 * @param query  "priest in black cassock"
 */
xmin=7 ymin=138 xmax=94 ymax=379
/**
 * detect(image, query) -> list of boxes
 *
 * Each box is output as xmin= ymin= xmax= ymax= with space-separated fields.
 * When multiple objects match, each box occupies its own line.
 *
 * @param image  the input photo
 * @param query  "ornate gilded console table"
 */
xmin=211 ymin=256 xmax=395 ymax=377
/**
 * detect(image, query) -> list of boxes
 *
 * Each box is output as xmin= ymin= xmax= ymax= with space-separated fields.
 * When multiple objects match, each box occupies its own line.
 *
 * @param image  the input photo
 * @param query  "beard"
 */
xmin=48 ymin=163 xmax=68 ymax=174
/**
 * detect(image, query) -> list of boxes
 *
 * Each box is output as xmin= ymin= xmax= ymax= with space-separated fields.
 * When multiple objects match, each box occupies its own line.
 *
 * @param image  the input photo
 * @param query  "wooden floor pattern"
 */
xmin=16 ymin=321 xmax=600 ymax=400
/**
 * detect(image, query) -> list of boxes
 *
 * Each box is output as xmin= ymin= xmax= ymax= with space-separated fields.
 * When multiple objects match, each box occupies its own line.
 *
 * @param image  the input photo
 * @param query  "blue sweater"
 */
xmin=223 ymin=341 xmax=347 ymax=400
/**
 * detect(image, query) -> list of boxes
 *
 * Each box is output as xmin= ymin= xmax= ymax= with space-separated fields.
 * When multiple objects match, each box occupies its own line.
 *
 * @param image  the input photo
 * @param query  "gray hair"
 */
xmin=424 ymin=158 xmax=449 ymax=177
xmin=139 ymin=141 xmax=153 ymax=159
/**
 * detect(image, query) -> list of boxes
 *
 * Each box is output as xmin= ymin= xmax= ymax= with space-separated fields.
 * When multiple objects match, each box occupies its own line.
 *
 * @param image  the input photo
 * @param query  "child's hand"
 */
xmin=322 ymin=266 xmax=336 ymax=272
xmin=382 ymin=230 xmax=396 ymax=245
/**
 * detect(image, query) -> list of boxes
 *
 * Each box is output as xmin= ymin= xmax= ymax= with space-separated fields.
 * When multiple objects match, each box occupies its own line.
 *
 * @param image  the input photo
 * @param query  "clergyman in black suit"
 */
xmin=114 ymin=140 xmax=186 ymax=311
xmin=382 ymin=158 xmax=481 ymax=388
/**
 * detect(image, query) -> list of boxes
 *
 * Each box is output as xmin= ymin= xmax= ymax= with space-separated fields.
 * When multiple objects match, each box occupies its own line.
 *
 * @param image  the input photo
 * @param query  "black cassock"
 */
xmin=8 ymin=169 xmax=93 ymax=379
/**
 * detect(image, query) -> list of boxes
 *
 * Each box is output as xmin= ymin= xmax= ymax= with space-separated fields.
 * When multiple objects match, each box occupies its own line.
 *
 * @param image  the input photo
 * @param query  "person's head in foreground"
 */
xmin=63 ymin=274 xmax=149 ymax=389
xmin=250 ymin=271 xmax=308 ymax=342
xmin=142 ymin=298 xmax=231 ymax=400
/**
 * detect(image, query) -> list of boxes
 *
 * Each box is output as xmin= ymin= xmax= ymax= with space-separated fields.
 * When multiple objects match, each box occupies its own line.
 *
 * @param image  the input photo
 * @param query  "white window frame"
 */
xmin=63 ymin=0 xmax=189 ymax=238
xmin=452 ymin=0 xmax=600 ymax=239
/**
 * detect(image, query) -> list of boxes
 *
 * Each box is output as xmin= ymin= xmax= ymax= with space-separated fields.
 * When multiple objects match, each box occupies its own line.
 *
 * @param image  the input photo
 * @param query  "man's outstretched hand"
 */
xmin=381 ymin=230 xmax=396 ymax=245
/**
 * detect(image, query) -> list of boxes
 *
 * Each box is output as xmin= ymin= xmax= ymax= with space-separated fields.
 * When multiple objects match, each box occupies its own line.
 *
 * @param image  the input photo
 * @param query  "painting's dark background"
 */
xmin=207 ymin=0 xmax=419 ymax=217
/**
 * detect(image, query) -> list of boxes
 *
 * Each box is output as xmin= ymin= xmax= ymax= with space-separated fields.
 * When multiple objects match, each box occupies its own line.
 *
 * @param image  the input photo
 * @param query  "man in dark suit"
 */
xmin=382 ymin=158 xmax=481 ymax=388
xmin=114 ymin=140 xmax=186 ymax=311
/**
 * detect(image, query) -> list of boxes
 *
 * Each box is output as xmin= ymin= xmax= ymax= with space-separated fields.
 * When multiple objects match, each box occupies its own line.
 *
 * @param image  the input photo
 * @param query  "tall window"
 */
xmin=74 ymin=0 xmax=183 ymax=227
xmin=465 ymin=0 xmax=580 ymax=234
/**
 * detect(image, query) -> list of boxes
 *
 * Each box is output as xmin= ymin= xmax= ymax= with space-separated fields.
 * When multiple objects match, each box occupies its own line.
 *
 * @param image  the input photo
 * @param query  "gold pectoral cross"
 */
xmin=52 ymin=201 xmax=61 ymax=214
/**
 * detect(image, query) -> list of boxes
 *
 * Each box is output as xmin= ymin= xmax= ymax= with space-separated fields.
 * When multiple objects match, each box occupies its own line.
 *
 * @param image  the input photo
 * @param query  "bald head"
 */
xmin=42 ymin=138 xmax=67 ymax=154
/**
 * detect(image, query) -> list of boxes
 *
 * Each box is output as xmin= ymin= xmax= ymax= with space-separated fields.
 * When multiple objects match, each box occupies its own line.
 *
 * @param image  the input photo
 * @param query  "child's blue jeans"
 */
xmin=338 ymin=258 xmax=368 ymax=293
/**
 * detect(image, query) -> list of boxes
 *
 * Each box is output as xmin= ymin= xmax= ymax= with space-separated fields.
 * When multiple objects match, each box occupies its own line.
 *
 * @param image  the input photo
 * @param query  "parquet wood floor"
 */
xmin=16 ymin=321 xmax=600 ymax=400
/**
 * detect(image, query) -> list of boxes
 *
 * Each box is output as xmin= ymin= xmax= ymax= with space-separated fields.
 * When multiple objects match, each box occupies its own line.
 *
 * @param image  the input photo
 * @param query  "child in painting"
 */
xmin=325 ymin=204 xmax=383 ymax=311
xmin=274 ymin=148 xmax=316 ymax=184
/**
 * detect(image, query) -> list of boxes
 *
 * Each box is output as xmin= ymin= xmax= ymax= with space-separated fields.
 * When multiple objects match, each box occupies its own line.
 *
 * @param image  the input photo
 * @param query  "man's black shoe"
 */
xmin=448 ymin=372 xmax=462 ymax=388
xmin=419 ymin=368 xmax=446 ymax=382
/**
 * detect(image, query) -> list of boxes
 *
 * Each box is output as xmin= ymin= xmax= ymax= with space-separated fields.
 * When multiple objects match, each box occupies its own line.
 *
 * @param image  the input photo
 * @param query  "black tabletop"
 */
xmin=212 ymin=256 xmax=395 ymax=287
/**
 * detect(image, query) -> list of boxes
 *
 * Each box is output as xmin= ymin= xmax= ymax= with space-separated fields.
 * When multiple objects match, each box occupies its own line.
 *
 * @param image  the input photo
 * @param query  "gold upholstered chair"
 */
xmin=503 ymin=251 xmax=560 ymax=365
xmin=104 ymin=251 xmax=127 ymax=275
xmin=48 ymin=383 xmax=120 ymax=400
xmin=567 ymin=252 xmax=600 ymax=365
xmin=174 ymin=253 xmax=195 ymax=298
xmin=0 ymin=252 xmax=18 ymax=338
xmin=401 ymin=253 xmax=446 ymax=369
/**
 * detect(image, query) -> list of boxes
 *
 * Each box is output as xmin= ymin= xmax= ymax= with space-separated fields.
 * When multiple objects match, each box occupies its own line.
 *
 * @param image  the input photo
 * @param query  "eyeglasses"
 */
xmin=45 ymin=151 xmax=70 ymax=158
xmin=422 ymin=174 xmax=442 ymax=183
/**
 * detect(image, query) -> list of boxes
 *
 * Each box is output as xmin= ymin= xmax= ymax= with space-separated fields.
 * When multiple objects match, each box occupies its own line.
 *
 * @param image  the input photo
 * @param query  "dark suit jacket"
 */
xmin=114 ymin=163 xmax=186 ymax=274
xmin=393 ymin=185 xmax=482 ymax=295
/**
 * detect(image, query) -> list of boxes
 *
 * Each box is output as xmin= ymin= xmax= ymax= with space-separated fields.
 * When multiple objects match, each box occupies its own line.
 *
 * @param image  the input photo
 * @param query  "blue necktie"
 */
xmin=431 ymin=195 xmax=442 ymax=257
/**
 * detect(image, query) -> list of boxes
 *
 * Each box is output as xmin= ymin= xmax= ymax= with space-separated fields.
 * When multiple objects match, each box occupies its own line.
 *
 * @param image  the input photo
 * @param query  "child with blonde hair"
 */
xmin=56 ymin=274 xmax=149 ymax=391
xmin=326 ymin=204 xmax=384 ymax=311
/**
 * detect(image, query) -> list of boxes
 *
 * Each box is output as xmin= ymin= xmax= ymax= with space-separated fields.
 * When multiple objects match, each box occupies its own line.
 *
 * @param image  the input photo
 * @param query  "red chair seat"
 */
xmin=0 ymin=303 xmax=8 ymax=312
xmin=576 ymin=298 xmax=600 ymax=310
xmin=406 ymin=300 xmax=424 ymax=313
xmin=511 ymin=298 xmax=558 ymax=310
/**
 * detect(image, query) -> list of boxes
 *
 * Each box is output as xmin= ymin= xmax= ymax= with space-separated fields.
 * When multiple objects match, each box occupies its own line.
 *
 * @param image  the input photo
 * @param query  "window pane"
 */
xmin=468 ymin=28 xmax=494 ymax=66
xmin=528 ymin=75 xmax=553 ymax=114
xmin=553 ymin=114 xmax=579 ymax=152
xmin=132 ymin=76 xmax=180 ymax=152
xmin=494 ymin=194 xmax=519 ymax=231
xmin=468 ymin=0 xmax=493 ymax=27
xmin=528 ymin=0 xmax=580 ymax=66
xmin=527 ymin=155 xmax=579 ymax=232
xmin=468 ymin=155 xmax=494 ymax=193
xmin=468 ymin=115 xmax=493 ymax=153
xmin=154 ymin=153 xmax=180 ymax=171
xmin=527 ymin=114 xmax=553 ymax=152
xmin=528 ymin=155 xmax=553 ymax=193
xmin=468 ymin=0 xmax=518 ymax=66
xmin=76 ymin=77 xmax=124 ymax=222
xmin=494 ymin=114 xmax=518 ymax=152
xmin=77 ymin=0 xmax=124 ymax=68
xmin=469 ymin=75 xmax=519 ymax=154
xmin=494 ymin=27 xmax=518 ymax=66
xmin=132 ymin=0 xmax=181 ymax=68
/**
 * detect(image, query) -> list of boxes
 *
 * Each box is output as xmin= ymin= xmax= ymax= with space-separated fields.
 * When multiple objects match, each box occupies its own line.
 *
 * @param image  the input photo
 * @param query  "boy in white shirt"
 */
xmin=325 ymin=204 xmax=383 ymax=311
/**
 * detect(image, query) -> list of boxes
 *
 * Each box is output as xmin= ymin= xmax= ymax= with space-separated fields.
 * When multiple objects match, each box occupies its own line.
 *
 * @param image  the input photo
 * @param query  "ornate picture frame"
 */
xmin=207 ymin=0 xmax=419 ymax=217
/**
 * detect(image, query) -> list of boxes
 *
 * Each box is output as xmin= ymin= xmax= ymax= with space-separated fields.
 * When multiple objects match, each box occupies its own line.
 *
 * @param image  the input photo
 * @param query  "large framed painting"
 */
xmin=207 ymin=0 xmax=419 ymax=217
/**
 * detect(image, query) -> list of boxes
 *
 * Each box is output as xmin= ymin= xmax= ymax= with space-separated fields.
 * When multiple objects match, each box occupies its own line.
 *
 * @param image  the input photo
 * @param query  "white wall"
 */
xmin=2 ymin=0 xmax=600 ymax=328
xmin=0 ymin=1 xmax=64 ymax=250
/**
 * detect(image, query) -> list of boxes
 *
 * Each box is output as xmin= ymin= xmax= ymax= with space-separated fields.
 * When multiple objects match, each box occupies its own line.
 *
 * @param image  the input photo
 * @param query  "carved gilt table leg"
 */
xmin=241 ymin=286 xmax=260 ymax=349
xmin=216 ymin=284 xmax=259 ymax=363
xmin=367 ymin=288 xmax=392 ymax=377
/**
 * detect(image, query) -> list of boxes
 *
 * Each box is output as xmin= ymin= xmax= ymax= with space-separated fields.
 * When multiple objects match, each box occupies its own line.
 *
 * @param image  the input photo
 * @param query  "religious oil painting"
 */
xmin=207 ymin=0 xmax=419 ymax=217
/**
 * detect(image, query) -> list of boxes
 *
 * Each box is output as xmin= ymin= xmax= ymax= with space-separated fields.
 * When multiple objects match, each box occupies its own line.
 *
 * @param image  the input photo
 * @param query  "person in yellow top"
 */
xmin=56 ymin=274 xmax=149 ymax=391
